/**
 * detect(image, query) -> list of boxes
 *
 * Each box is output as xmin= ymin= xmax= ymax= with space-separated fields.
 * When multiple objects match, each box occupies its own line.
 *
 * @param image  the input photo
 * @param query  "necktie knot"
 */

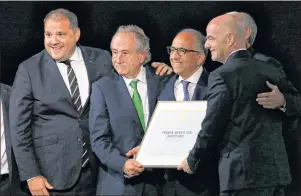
xmin=61 ymin=59 xmax=71 ymax=67
xmin=130 ymin=80 xmax=139 ymax=90
xmin=181 ymin=80 xmax=190 ymax=89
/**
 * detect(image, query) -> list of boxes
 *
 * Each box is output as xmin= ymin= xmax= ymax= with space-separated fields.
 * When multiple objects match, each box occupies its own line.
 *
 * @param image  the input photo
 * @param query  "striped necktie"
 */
xmin=61 ymin=60 xmax=89 ymax=168
xmin=62 ymin=60 xmax=82 ymax=112
xmin=182 ymin=80 xmax=190 ymax=101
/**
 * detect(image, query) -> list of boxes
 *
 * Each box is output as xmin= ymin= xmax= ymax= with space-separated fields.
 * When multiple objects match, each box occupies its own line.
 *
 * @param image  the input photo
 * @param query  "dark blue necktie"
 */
xmin=182 ymin=80 xmax=190 ymax=101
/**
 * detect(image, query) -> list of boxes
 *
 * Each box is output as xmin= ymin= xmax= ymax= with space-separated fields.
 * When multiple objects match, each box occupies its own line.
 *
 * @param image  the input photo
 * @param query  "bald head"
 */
xmin=210 ymin=14 xmax=245 ymax=41
xmin=204 ymin=14 xmax=246 ymax=63
xmin=226 ymin=11 xmax=257 ymax=48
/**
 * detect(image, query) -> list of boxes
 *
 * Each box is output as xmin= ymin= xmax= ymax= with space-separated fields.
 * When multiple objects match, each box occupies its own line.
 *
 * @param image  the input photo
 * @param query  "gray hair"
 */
xmin=111 ymin=25 xmax=151 ymax=65
xmin=178 ymin=28 xmax=208 ymax=58
xmin=226 ymin=11 xmax=257 ymax=46
xmin=44 ymin=8 xmax=78 ymax=31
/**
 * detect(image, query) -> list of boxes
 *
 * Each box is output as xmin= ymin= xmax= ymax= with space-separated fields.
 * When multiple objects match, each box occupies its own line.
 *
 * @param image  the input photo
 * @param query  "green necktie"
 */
xmin=129 ymin=80 xmax=145 ymax=131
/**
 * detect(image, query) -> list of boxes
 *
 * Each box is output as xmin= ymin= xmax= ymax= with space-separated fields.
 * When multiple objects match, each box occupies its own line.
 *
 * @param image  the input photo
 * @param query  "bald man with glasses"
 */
xmin=158 ymin=28 xmax=219 ymax=196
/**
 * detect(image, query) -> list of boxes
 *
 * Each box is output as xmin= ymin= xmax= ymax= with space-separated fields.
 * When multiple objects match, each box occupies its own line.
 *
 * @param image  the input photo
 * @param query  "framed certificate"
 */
xmin=136 ymin=101 xmax=207 ymax=168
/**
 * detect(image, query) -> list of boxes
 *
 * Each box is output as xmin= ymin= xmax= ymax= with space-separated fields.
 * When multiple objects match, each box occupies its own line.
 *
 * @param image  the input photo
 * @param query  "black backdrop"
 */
xmin=0 ymin=1 xmax=300 ymax=194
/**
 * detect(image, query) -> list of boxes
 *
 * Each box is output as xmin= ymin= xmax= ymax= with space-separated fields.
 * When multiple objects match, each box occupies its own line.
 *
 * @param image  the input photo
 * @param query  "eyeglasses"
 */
xmin=166 ymin=46 xmax=200 ymax=56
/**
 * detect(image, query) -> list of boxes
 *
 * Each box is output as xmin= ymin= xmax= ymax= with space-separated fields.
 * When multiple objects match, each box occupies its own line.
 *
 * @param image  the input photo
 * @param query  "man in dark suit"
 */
xmin=1 ymin=83 xmax=28 ymax=196
xmin=226 ymin=11 xmax=300 ymax=120
xmin=89 ymin=25 xmax=170 ymax=196
xmin=178 ymin=14 xmax=300 ymax=196
xmin=9 ymin=9 xmax=171 ymax=196
xmin=157 ymin=29 xmax=218 ymax=196
xmin=226 ymin=11 xmax=301 ymax=195
xmin=8 ymin=8 xmax=113 ymax=196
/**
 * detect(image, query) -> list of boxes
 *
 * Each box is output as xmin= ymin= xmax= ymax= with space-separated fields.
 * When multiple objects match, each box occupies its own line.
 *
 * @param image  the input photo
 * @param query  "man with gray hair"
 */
xmin=89 ymin=24 xmax=170 ymax=196
xmin=9 ymin=8 xmax=172 ymax=196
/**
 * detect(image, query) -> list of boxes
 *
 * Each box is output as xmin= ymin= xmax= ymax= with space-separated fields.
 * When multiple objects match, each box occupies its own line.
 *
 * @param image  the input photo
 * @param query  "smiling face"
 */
xmin=111 ymin=32 xmax=146 ymax=79
xmin=204 ymin=21 xmax=230 ymax=63
xmin=170 ymin=32 xmax=205 ymax=80
xmin=44 ymin=17 xmax=80 ymax=61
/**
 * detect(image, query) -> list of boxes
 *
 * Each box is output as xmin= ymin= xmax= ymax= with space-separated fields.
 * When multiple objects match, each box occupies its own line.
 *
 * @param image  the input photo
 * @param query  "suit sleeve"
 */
xmin=89 ymin=82 xmax=127 ymax=176
xmin=158 ymin=73 xmax=174 ymax=95
xmin=281 ymin=88 xmax=301 ymax=117
xmin=9 ymin=64 xmax=41 ymax=181
xmin=268 ymin=58 xmax=301 ymax=117
xmin=273 ymin=68 xmax=300 ymax=117
xmin=270 ymin=65 xmax=301 ymax=134
xmin=187 ymin=71 xmax=232 ymax=172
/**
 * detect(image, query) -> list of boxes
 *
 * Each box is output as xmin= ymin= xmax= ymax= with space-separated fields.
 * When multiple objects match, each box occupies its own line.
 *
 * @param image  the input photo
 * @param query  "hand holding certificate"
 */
xmin=136 ymin=101 xmax=207 ymax=168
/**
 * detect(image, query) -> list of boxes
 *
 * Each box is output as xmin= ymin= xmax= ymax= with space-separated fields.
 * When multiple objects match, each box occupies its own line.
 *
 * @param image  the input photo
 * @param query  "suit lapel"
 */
xmin=192 ymin=68 xmax=209 ymax=101
xmin=79 ymin=46 xmax=97 ymax=115
xmin=1 ymin=84 xmax=10 ymax=139
xmin=43 ymin=52 xmax=75 ymax=109
xmin=116 ymin=76 xmax=142 ymax=129
xmin=1 ymin=84 xmax=12 ymax=165
xmin=162 ymin=75 xmax=177 ymax=101
xmin=145 ymin=66 xmax=160 ymax=121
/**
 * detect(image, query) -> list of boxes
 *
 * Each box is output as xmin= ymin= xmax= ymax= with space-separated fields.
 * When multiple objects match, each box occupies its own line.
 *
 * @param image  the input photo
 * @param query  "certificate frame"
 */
xmin=135 ymin=101 xmax=207 ymax=168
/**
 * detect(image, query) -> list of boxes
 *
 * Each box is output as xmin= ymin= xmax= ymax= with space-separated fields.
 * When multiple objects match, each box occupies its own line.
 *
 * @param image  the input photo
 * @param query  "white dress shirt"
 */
xmin=174 ymin=66 xmax=203 ymax=101
xmin=1 ymin=100 xmax=9 ymax=175
xmin=123 ymin=66 xmax=149 ymax=126
xmin=56 ymin=47 xmax=89 ymax=106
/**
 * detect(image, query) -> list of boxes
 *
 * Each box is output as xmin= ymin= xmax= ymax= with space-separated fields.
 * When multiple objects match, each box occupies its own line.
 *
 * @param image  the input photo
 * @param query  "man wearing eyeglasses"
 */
xmin=158 ymin=29 xmax=219 ymax=196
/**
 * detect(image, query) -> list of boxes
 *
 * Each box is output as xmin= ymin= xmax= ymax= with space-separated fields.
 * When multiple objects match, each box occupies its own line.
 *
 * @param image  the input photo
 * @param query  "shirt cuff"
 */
xmin=27 ymin=176 xmax=37 ymax=182
xmin=279 ymin=101 xmax=286 ymax=112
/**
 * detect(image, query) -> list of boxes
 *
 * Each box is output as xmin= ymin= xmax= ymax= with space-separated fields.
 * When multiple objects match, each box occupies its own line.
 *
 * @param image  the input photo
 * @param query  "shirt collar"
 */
xmin=176 ymin=66 xmax=203 ymax=85
xmin=69 ymin=46 xmax=82 ymax=62
xmin=56 ymin=46 xmax=82 ymax=63
xmin=225 ymin=48 xmax=246 ymax=63
xmin=123 ymin=66 xmax=147 ymax=87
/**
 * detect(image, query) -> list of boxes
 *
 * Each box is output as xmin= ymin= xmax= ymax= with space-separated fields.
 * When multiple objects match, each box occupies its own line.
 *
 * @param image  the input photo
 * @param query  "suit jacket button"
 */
xmin=77 ymin=138 xmax=81 ymax=142
xmin=78 ymin=118 xmax=82 ymax=122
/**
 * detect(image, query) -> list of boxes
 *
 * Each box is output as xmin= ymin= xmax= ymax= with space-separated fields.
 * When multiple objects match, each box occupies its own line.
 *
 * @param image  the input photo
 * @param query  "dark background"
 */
xmin=0 ymin=1 xmax=300 ymax=194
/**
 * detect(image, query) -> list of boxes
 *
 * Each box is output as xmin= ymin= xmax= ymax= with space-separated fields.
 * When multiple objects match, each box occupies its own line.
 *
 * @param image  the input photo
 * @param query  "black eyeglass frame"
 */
xmin=166 ymin=46 xmax=201 ymax=55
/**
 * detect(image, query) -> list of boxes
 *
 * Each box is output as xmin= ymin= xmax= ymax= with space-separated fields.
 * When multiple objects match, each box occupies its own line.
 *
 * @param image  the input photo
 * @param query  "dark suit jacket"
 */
xmin=250 ymin=49 xmax=301 ymax=194
xmin=1 ymin=83 xmax=28 ymax=196
xmin=249 ymin=47 xmax=301 ymax=133
xmin=187 ymin=50 xmax=295 ymax=192
xmin=89 ymin=65 xmax=169 ymax=195
xmin=158 ymin=69 xmax=219 ymax=194
xmin=9 ymin=46 xmax=114 ymax=190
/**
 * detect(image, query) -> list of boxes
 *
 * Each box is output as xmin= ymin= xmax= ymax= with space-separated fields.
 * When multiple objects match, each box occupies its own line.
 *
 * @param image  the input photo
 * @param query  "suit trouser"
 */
xmin=49 ymin=163 xmax=95 ymax=196
xmin=162 ymin=180 xmax=216 ymax=196
xmin=122 ymin=170 xmax=161 ymax=196
xmin=220 ymin=186 xmax=285 ymax=196
xmin=162 ymin=168 xmax=219 ymax=196
xmin=0 ymin=174 xmax=10 ymax=196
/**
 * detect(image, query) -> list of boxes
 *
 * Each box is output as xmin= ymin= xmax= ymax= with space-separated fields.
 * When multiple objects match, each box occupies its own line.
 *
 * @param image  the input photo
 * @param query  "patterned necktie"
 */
xmin=129 ymin=80 xmax=145 ymax=130
xmin=62 ymin=60 xmax=82 ymax=112
xmin=182 ymin=80 xmax=190 ymax=101
xmin=61 ymin=60 xmax=88 ymax=168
